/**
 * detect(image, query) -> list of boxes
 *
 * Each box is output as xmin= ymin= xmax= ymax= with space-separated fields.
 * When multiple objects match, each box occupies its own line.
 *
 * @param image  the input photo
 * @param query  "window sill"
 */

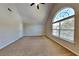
xmin=52 ymin=35 xmax=74 ymax=44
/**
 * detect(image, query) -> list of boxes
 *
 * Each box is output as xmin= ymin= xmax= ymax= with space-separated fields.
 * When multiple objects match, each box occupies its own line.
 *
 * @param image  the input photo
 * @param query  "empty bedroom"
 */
xmin=0 ymin=3 xmax=79 ymax=56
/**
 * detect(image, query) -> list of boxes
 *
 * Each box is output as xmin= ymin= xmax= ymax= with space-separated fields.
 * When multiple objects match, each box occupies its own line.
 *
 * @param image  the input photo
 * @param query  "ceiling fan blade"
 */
xmin=41 ymin=3 xmax=45 ymax=4
xmin=30 ymin=3 xmax=35 ymax=6
xmin=37 ymin=4 xmax=39 ymax=9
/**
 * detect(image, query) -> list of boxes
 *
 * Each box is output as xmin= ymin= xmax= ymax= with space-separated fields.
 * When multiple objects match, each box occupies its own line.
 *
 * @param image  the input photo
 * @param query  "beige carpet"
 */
xmin=0 ymin=36 xmax=76 ymax=56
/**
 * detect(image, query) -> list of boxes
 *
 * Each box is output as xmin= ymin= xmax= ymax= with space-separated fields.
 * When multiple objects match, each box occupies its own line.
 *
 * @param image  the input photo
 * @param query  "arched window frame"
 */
xmin=52 ymin=7 xmax=75 ymax=43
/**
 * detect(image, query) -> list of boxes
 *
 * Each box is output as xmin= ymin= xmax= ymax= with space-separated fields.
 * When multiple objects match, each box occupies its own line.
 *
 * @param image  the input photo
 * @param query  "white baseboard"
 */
xmin=0 ymin=35 xmax=23 ymax=49
xmin=23 ymin=34 xmax=45 ymax=37
xmin=0 ymin=34 xmax=44 ymax=49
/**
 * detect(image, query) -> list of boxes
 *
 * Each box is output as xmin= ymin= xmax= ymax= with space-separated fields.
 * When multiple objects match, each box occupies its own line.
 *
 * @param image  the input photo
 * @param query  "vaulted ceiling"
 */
xmin=15 ymin=3 xmax=54 ymax=24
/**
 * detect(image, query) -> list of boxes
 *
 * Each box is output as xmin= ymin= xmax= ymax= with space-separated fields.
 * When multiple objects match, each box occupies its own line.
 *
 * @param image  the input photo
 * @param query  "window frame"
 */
xmin=52 ymin=15 xmax=74 ymax=24
xmin=52 ymin=8 xmax=75 ymax=43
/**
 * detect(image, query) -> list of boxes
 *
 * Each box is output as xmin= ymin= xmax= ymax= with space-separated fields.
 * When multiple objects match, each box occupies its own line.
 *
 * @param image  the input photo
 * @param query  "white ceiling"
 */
xmin=15 ymin=3 xmax=53 ymax=24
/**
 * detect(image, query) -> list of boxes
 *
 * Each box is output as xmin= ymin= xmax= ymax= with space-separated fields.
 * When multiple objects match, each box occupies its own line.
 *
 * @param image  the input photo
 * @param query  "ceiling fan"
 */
xmin=30 ymin=3 xmax=45 ymax=9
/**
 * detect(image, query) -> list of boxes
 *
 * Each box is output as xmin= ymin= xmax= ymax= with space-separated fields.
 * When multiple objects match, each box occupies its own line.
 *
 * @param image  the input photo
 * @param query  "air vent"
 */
xmin=8 ymin=8 xmax=12 ymax=12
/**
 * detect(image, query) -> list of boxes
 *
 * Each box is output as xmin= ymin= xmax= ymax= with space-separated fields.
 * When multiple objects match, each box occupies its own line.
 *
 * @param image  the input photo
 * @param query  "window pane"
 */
xmin=53 ymin=8 xmax=75 ymax=22
xmin=52 ymin=23 xmax=59 ymax=29
xmin=60 ymin=30 xmax=74 ymax=43
xmin=60 ymin=17 xmax=74 ymax=29
xmin=52 ymin=29 xmax=59 ymax=37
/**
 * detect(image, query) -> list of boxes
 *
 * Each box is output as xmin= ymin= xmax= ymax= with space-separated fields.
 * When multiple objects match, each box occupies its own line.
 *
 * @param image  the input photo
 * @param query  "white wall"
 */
xmin=0 ymin=4 xmax=23 ymax=49
xmin=23 ymin=23 xmax=45 ymax=36
xmin=0 ymin=3 xmax=45 ymax=49
xmin=15 ymin=3 xmax=53 ymax=36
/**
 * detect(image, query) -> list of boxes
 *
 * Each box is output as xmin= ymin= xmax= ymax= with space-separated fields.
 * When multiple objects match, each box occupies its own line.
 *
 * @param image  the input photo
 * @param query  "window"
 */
xmin=52 ymin=7 xmax=75 ymax=43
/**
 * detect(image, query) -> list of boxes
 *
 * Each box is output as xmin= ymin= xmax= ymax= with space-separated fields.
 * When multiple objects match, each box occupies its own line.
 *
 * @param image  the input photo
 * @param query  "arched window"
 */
xmin=52 ymin=7 xmax=75 ymax=43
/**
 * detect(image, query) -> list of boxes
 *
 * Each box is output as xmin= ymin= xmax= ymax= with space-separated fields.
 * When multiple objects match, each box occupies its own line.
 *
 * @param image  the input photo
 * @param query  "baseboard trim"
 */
xmin=45 ymin=35 xmax=77 ymax=56
xmin=23 ymin=35 xmax=45 ymax=37
xmin=0 ymin=35 xmax=45 ymax=50
xmin=0 ymin=36 xmax=23 ymax=50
